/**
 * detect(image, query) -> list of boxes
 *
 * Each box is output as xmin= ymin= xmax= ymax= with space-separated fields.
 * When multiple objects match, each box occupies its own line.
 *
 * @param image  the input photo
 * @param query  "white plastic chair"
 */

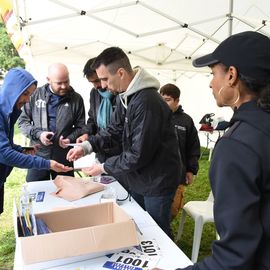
xmin=175 ymin=191 xmax=215 ymax=263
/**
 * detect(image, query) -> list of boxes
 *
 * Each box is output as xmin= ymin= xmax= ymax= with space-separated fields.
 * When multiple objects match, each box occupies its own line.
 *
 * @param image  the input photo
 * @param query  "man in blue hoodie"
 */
xmin=0 ymin=68 xmax=72 ymax=214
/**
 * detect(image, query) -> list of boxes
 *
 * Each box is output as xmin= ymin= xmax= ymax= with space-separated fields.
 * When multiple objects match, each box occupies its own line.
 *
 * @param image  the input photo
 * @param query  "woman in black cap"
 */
xmin=153 ymin=31 xmax=270 ymax=270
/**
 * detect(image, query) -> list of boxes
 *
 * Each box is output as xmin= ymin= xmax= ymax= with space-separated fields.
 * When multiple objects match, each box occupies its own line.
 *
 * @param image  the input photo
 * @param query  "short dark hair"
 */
xmin=91 ymin=47 xmax=133 ymax=74
xmin=83 ymin=58 xmax=97 ymax=78
xmin=160 ymin=83 xmax=180 ymax=100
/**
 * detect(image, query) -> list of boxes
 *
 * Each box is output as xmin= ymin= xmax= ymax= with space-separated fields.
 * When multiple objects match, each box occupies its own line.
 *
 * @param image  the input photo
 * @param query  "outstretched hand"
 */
xmin=50 ymin=160 xmax=73 ymax=172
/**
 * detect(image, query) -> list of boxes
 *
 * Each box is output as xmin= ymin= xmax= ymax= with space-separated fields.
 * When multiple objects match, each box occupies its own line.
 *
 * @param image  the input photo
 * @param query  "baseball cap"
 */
xmin=192 ymin=31 xmax=270 ymax=82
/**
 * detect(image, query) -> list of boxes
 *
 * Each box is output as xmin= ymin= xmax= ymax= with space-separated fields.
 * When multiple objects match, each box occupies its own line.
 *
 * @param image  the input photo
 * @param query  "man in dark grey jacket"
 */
xmin=18 ymin=63 xmax=85 ymax=181
xmin=76 ymin=58 xmax=120 ymax=163
xmin=67 ymin=47 xmax=181 ymax=238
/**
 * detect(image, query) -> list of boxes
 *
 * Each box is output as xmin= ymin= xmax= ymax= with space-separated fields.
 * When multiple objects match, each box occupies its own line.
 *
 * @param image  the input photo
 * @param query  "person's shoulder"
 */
xmin=36 ymin=84 xmax=48 ymax=94
xmin=175 ymin=109 xmax=194 ymax=122
xmin=38 ymin=84 xmax=48 ymax=90
xmin=222 ymin=121 xmax=265 ymax=148
xmin=31 ymin=84 xmax=46 ymax=98
xmin=69 ymin=87 xmax=84 ymax=99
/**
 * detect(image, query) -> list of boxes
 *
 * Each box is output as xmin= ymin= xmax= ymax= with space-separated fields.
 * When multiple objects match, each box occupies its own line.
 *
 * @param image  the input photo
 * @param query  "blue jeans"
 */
xmin=131 ymin=192 xmax=174 ymax=238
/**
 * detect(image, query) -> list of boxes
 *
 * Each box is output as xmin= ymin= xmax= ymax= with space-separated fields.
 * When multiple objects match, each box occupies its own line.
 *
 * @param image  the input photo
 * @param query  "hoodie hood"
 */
xmin=231 ymin=100 xmax=270 ymax=137
xmin=0 ymin=68 xmax=37 ymax=116
xmin=119 ymin=67 xmax=160 ymax=108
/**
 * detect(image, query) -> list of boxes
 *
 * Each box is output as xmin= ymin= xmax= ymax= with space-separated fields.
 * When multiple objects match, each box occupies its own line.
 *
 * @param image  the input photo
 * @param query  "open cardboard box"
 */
xmin=15 ymin=202 xmax=139 ymax=268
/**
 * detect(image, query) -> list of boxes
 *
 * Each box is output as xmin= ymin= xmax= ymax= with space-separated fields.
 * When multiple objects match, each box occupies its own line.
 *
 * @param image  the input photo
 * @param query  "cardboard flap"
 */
xmin=36 ymin=203 xmax=127 ymax=232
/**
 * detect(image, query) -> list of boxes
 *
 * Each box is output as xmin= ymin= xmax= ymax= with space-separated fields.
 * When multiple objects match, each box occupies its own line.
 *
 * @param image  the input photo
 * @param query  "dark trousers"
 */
xmin=26 ymin=168 xmax=74 ymax=182
xmin=131 ymin=191 xmax=174 ymax=238
xmin=0 ymin=184 xmax=4 ymax=215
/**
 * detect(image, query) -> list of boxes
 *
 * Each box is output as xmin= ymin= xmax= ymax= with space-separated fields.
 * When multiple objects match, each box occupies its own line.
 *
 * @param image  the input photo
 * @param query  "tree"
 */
xmin=0 ymin=22 xmax=25 ymax=75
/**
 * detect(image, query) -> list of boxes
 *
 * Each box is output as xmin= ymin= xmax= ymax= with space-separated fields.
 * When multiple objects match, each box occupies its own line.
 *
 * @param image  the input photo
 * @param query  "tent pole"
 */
xmin=228 ymin=0 xmax=233 ymax=36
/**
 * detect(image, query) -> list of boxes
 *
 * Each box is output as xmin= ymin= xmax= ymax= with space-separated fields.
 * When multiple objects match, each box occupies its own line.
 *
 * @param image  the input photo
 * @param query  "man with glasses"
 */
xmin=76 ymin=58 xmax=120 ymax=163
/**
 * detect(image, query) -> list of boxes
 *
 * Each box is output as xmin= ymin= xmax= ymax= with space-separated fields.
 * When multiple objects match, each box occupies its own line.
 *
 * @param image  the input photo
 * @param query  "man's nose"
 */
xmin=26 ymin=96 xmax=31 ymax=103
xmin=101 ymin=81 xmax=107 ymax=88
xmin=61 ymin=83 xmax=68 ymax=89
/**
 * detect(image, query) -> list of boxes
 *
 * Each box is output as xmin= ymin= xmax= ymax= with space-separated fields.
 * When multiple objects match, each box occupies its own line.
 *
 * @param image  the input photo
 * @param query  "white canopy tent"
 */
xmin=9 ymin=0 xmax=270 ymax=137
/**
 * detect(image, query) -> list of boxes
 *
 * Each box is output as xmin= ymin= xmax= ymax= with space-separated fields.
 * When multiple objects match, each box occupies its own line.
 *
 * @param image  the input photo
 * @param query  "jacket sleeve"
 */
xmin=18 ymin=102 xmax=43 ymax=141
xmin=65 ymin=94 xmax=86 ymax=142
xmin=82 ymin=89 xmax=98 ymax=135
xmin=0 ymin=118 xmax=50 ymax=170
xmin=179 ymin=138 xmax=262 ymax=270
xmin=185 ymin=119 xmax=200 ymax=175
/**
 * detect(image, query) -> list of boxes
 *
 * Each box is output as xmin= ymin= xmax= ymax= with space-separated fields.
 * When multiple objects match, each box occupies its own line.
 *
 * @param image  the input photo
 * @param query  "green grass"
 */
xmin=0 ymin=147 xmax=213 ymax=268
xmin=0 ymin=168 xmax=26 ymax=270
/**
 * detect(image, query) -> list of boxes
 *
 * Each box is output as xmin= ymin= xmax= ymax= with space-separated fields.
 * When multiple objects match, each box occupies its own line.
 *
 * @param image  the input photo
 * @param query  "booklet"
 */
xmin=73 ymin=152 xmax=96 ymax=170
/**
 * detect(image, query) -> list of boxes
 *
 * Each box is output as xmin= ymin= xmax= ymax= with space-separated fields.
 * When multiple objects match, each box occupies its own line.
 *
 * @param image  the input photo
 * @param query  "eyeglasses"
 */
xmin=89 ymin=78 xmax=101 ymax=83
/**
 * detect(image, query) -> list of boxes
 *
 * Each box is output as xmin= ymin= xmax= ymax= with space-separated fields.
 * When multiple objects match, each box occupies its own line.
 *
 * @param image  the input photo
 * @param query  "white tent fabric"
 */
xmin=15 ymin=0 xmax=270 ymax=75
xmin=13 ymin=0 xmax=270 ymax=142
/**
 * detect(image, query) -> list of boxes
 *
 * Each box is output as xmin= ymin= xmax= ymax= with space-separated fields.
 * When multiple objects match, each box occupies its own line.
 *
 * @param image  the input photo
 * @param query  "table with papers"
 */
xmin=14 ymin=179 xmax=193 ymax=270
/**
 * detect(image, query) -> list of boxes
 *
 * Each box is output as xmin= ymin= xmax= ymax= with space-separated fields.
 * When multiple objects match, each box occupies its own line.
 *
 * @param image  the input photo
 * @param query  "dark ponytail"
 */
xmin=257 ymin=85 xmax=270 ymax=112
xmin=238 ymin=73 xmax=270 ymax=112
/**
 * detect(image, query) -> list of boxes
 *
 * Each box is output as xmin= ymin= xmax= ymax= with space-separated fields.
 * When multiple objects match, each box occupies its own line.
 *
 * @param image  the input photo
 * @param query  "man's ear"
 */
xmin=117 ymin=68 xmax=125 ymax=79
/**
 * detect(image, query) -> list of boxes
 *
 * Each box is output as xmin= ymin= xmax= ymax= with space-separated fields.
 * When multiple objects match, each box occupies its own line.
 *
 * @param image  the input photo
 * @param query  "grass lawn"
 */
xmin=0 ymin=168 xmax=26 ymax=269
xmin=0 ymin=146 xmax=213 ymax=269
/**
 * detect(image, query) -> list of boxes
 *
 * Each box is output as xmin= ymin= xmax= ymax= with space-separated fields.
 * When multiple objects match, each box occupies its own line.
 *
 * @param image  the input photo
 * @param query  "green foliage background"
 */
xmin=0 ymin=22 xmax=25 ymax=74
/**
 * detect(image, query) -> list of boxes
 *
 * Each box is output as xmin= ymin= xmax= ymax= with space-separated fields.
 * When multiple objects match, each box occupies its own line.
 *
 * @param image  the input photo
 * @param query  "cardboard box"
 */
xmin=15 ymin=202 xmax=140 ymax=267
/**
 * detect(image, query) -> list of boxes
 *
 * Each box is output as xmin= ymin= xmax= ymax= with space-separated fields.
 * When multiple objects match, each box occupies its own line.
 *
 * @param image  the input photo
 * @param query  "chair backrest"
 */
xmin=207 ymin=191 xmax=214 ymax=202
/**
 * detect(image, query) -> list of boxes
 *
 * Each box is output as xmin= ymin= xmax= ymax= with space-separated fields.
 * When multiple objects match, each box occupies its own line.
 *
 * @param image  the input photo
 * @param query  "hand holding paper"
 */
xmin=59 ymin=135 xmax=70 ymax=148
xmin=66 ymin=146 xmax=84 ymax=161
xmin=82 ymin=163 xmax=104 ymax=176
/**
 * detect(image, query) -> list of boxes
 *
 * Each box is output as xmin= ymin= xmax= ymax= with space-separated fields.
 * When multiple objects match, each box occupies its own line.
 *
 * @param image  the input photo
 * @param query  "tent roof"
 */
xmin=15 ymin=0 xmax=270 ymax=80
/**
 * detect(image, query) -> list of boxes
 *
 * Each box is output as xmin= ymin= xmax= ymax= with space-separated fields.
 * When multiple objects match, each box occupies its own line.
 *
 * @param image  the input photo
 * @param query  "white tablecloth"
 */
xmin=14 ymin=179 xmax=192 ymax=270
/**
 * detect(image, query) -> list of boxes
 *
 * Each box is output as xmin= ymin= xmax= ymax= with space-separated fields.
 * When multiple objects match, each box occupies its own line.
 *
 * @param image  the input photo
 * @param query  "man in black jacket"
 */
xmin=160 ymin=83 xmax=200 ymax=217
xmin=160 ymin=84 xmax=200 ymax=184
xmin=18 ymin=63 xmax=85 ymax=181
xmin=76 ymin=58 xmax=120 ymax=162
xmin=67 ymin=47 xmax=181 ymax=237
